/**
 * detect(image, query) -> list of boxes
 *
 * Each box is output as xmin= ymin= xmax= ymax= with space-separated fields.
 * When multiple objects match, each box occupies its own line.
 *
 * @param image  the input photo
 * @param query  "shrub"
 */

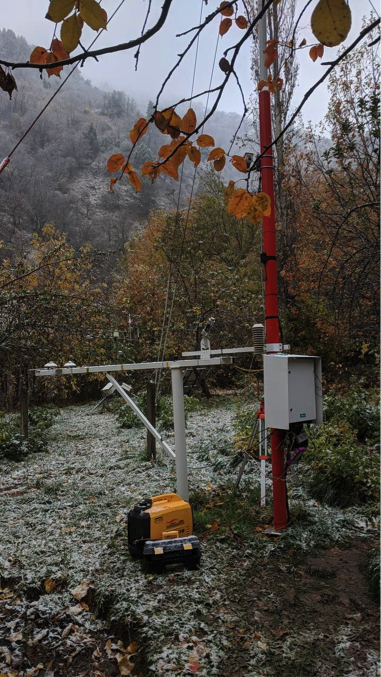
xmin=28 ymin=405 xmax=60 ymax=430
xmin=117 ymin=392 xmax=199 ymax=431
xmin=304 ymin=420 xmax=379 ymax=508
xmin=0 ymin=415 xmax=47 ymax=461
xmin=323 ymin=381 xmax=379 ymax=444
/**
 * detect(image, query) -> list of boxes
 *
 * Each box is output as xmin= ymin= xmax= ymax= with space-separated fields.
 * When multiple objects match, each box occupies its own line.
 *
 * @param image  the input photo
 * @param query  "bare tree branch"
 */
xmin=0 ymin=0 xmax=174 ymax=71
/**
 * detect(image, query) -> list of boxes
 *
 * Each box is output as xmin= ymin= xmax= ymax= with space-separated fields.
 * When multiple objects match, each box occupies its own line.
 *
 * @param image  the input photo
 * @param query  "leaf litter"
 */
xmin=0 ymin=398 xmax=379 ymax=676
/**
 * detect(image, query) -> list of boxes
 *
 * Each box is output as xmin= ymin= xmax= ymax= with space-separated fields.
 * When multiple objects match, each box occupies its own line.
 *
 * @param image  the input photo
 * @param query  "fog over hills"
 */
xmin=0 ymin=29 xmax=255 ymax=253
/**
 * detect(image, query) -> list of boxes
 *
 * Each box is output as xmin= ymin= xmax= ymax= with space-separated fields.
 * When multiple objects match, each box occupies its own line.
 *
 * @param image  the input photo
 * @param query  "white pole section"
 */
xmin=260 ymin=419 xmax=266 ymax=507
xmin=106 ymin=374 xmax=175 ymax=460
xmin=171 ymin=367 xmax=189 ymax=501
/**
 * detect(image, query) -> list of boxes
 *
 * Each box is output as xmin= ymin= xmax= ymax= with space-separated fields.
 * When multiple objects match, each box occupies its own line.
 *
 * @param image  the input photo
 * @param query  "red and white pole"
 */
xmin=258 ymin=2 xmax=287 ymax=531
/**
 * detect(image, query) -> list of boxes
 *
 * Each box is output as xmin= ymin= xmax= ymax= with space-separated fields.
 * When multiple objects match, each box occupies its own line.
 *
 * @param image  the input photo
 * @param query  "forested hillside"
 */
xmin=0 ymin=28 xmax=249 ymax=252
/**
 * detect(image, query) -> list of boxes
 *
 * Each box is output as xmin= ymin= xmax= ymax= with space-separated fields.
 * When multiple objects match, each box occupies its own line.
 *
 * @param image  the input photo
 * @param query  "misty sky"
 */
xmin=4 ymin=1 xmax=372 ymax=126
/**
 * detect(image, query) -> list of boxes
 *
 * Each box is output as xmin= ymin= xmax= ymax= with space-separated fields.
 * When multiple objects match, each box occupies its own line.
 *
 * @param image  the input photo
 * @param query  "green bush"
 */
xmin=304 ymin=420 xmax=379 ymax=508
xmin=28 ymin=405 xmax=60 ymax=430
xmin=324 ymin=381 xmax=379 ymax=443
xmin=117 ymin=392 xmax=199 ymax=431
xmin=0 ymin=415 xmax=47 ymax=461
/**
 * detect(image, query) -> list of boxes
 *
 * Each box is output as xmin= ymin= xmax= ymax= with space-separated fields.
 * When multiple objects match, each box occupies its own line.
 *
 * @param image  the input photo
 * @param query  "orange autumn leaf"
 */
xmin=109 ymin=177 xmax=117 ymax=193
xmin=180 ymin=108 xmax=197 ymax=134
xmin=231 ymin=155 xmax=248 ymax=172
xmin=51 ymin=38 xmax=69 ymax=61
xmin=122 ymin=162 xmax=133 ymax=173
xmin=227 ymin=189 xmax=252 ymax=218
xmin=219 ymin=1 xmax=234 ymax=16
xmin=159 ymin=161 xmax=179 ymax=181
xmin=197 ymin=134 xmax=215 ymax=148
xmin=214 ymin=156 xmax=226 ymax=171
xmin=129 ymin=118 xmax=148 ymax=145
xmin=158 ymin=144 xmax=173 ymax=159
xmin=309 ymin=45 xmax=318 ymax=62
xmin=253 ymin=191 xmax=271 ymax=215
xmin=220 ymin=18 xmax=232 ymax=36
xmin=106 ymin=153 xmax=125 ymax=172
xmin=316 ymin=43 xmax=324 ymax=58
xmin=154 ymin=111 xmax=168 ymax=132
xmin=29 ymin=47 xmax=49 ymax=64
xmin=188 ymin=145 xmax=201 ymax=167
xmin=45 ymin=52 xmax=63 ymax=78
xmin=236 ymin=15 xmax=248 ymax=29
xmin=171 ymin=145 xmax=188 ymax=170
xmin=263 ymin=39 xmax=279 ymax=68
xmin=128 ymin=170 xmax=142 ymax=192
xmin=207 ymin=147 xmax=225 ymax=161
xmin=299 ymin=37 xmax=307 ymax=47
xmin=141 ymin=161 xmax=160 ymax=182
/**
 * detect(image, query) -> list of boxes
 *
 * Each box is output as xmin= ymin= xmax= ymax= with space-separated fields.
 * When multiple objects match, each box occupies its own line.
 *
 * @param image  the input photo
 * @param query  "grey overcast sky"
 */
xmin=3 ymin=1 xmax=372 ymax=125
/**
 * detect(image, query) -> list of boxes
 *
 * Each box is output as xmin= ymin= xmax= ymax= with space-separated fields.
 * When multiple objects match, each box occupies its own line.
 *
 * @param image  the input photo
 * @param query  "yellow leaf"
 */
xmin=29 ymin=47 xmax=49 ymax=65
xmin=220 ymin=18 xmax=232 ymax=36
xmin=188 ymin=145 xmax=201 ymax=167
xmin=61 ymin=14 xmax=82 ymax=54
xmin=118 ymin=654 xmax=133 ymax=675
xmin=224 ymin=180 xmax=236 ymax=204
xmin=214 ymin=156 xmax=226 ymax=171
xmin=46 ymin=0 xmax=76 ymax=23
xmin=231 ymin=155 xmax=248 ymax=173
xmin=207 ymin=147 xmax=225 ymax=161
xmin=246 ymin=201 xmax=263 ymax=225
xmin=126 ymin=641 xmax=138 ymax=654
xmin=128 ymin=171 xmax=142 ymax=192
xmin=44 ymin=577 xmax=57 ymax=593
xmin=180 ymin=108 xmax=197 ymax=134
xmin=253 ymin=191 xmax=271 ymax=215
xmin=107 ymin=154 xmax=126 ymax=173
xmin=227 ymin=189 xmax=252 ymax=219
xmin=236 ymin=15 xmax=248 ymax=29
xmin=79 ymin=0 xmax=107 ymax=31
xmin=129 ymin=117 xmax=148 ymax=145
xmin=311 ymin=0 xmax=351 ymax=47
xmin=71 ymin=581 xmax=89 ymax=601
xmin=196 ymin=134 xmax=215 ymax=148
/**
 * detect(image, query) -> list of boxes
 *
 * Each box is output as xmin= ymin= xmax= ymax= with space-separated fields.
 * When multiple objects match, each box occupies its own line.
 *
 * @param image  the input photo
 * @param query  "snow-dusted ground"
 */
xmin=0 ymin=400 xmax=379 ymax=677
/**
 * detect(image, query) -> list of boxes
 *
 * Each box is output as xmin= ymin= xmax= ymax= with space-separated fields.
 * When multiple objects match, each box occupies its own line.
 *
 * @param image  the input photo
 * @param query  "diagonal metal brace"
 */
xmin=106 ymin=373 xmax=175 ymax=460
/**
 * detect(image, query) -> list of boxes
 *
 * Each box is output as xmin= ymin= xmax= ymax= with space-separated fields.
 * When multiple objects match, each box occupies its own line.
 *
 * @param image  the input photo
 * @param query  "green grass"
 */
xmin=190 ymin=483 xmax=271 ymax=543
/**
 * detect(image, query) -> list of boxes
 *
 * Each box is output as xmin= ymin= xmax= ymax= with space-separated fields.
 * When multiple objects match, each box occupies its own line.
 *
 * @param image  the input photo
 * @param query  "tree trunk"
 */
xmin=19 ymin=368 xmax=29 ymax=440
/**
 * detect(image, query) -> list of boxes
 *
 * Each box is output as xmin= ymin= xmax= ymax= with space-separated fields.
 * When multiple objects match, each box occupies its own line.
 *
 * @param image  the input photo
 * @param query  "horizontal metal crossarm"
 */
xmin=33 ymin=356 xmax=233 ymax=377
xmin=182 ymin=347 xmax=255 ymax=357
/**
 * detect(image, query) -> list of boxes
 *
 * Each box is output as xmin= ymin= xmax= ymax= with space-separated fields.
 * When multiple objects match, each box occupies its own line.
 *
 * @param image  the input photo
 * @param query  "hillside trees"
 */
xmin=114 ymin=174 xmax=263 ymax=359
xmin=0 ymin=224 xmax=121 ymax=413
xmin=280 ymin=42 xmax=380 ymax=363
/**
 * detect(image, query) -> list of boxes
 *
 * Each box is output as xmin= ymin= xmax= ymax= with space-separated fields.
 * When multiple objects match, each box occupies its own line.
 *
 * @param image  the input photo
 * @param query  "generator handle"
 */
xmin=151 ymin=493 xmax=178 ymax=505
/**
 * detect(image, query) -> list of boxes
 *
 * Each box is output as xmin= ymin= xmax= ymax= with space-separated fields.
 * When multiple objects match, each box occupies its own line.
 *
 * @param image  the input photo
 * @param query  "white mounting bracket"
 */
xmin=265 ymin=343 xmax=283 ymax=353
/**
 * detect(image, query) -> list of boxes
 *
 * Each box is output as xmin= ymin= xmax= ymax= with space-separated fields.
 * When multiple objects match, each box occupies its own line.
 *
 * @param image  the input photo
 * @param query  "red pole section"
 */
xmin=259 ymin=89 xmax=288 ymax=531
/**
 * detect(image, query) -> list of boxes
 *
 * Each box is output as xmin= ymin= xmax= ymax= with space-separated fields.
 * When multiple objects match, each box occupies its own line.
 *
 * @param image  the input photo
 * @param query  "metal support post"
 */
xmin=259 ymin=418 xmax=266 ymax=506
xmin=258 ymin=0 xmax=287 ymax=530
xmin=171 ymin=367 xmax=189 ymax=501
xmin=146 ymin=381 xmax=156 ymax=462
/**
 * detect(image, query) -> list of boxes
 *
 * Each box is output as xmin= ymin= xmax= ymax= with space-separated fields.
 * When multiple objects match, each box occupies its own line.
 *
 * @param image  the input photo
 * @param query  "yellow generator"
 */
xmin=128 ymin=493 xmax=201 ymax=571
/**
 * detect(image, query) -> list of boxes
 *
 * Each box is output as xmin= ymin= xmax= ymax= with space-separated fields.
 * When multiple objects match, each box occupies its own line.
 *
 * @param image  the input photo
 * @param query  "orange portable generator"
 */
xmin=127 ymin=493 xmax=201 ymax=571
